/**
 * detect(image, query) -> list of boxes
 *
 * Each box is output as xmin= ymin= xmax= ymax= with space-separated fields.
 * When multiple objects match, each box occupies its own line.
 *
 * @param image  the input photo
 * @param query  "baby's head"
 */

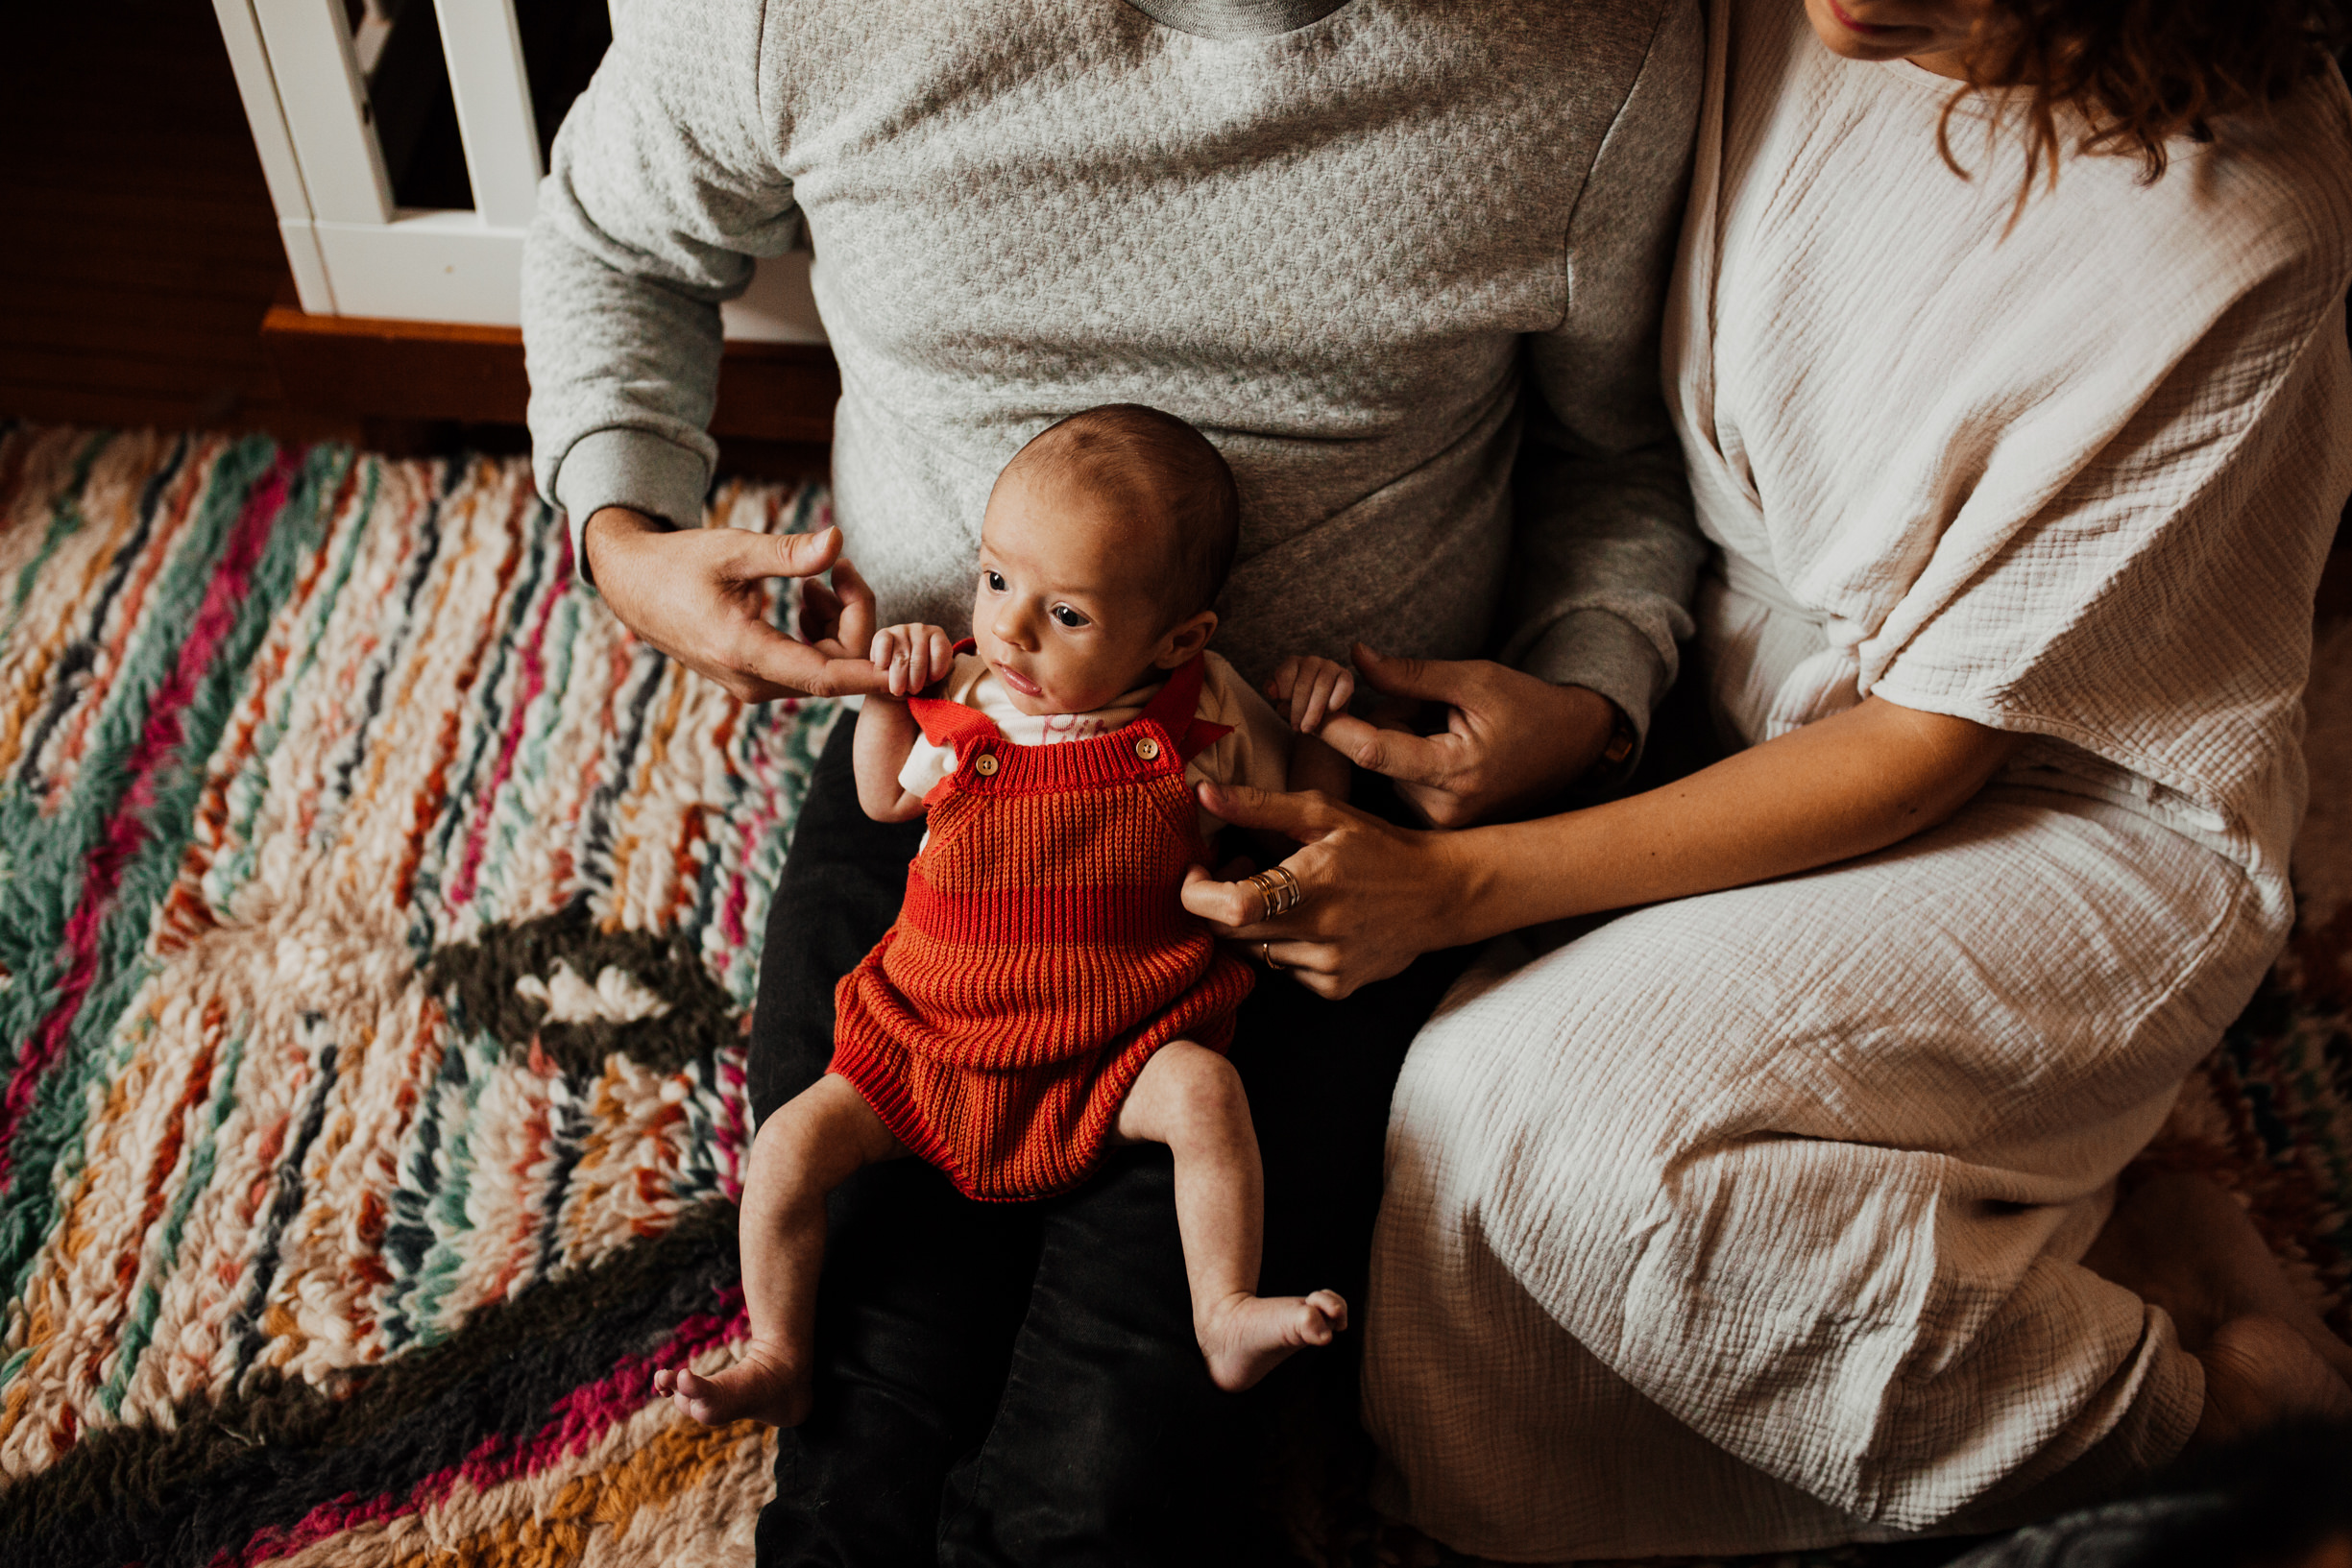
xmin=971 ymin=404 xmax=1239 ymax=716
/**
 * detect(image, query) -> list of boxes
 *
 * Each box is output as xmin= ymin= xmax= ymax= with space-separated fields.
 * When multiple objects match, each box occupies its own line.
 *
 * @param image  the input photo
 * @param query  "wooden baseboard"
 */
xmin=259 ymin=299 xmax=838 ymax=443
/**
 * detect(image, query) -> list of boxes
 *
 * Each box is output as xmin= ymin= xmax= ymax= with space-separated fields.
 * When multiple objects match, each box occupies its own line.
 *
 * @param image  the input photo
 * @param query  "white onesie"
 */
xmin=898 ymin=651 xmax=1292 ymax=839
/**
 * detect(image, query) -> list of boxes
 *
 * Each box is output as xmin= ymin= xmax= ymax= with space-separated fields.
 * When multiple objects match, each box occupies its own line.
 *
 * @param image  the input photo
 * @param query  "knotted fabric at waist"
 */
xmin=1701 ymin=546 xmax=1865 ymax=742
xmin=1713 ymin=545 xmax=1827 ymax=629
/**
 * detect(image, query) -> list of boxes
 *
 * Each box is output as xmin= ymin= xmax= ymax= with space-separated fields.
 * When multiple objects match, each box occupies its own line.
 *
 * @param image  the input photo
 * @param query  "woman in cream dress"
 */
xmin=1185 ymin=0 xmax=2352 ymax=1555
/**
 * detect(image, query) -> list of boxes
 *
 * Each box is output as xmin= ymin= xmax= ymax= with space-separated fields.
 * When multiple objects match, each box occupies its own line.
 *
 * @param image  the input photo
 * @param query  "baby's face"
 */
xmin=970 ymin=465 xmax=1200 ymax=717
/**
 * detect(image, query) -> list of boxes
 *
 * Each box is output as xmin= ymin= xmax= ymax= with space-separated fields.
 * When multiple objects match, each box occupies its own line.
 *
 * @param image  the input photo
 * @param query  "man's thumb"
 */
xmin=744 ymin=525 xmax=842 ymax=579
xmin=1351 ymin=643 xmax=1466 ymax=704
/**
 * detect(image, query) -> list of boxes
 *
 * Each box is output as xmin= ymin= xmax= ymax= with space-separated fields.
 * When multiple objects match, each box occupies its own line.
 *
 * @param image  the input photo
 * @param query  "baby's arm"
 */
xmin=853 ymin=623 xmax=955 ymax=823
xmin=1267 ymin=656 xmax=1354 ymax=802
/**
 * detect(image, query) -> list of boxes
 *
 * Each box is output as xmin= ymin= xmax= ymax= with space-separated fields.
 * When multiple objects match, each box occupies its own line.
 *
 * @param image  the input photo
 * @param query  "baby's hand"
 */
xmin=1266 ymin=655 xmax=1356 ymax=736
xmin=869 ymin=623 xmax=955 ymax=698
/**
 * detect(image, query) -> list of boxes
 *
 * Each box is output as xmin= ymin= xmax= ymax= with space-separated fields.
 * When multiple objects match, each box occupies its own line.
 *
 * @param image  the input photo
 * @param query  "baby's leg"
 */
xmin=654 ymin=1073 xmax=905 ymax=1427
xmin=1116 ymin=1041 xmax=1346 ymax=1391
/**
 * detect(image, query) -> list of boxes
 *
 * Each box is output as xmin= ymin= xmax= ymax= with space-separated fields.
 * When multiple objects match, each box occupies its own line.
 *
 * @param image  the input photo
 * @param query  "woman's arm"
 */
xmin=1186 ymin=693 xmax=2025 ymax=998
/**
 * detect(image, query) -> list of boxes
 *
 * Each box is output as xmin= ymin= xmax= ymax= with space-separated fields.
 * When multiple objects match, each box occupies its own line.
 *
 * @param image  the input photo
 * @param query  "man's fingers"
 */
xmin=1315 ymin=712 xmax=1451 ymax=785
xmin=1351 ymin=643 xmax=1479 ymax=707
xmin=735 ymin=620 xmax=889 ymax=699
xmin=730 ymin=619 xmax=836 ymax=694
xmin=1393 ymin=777 xmax=1469 ymax=830
xmin=827 ymin=556 xmax=875 ymax=658
xmin=798 ymin=577 xmax=843 ymax=642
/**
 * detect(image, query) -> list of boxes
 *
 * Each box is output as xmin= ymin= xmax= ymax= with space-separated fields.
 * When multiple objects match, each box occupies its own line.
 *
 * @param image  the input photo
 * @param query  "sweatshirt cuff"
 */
xmin=551 ymin=428 xmax=712 ymax=588
xmin=1515 ymin=608 xmax=1672 ymax=779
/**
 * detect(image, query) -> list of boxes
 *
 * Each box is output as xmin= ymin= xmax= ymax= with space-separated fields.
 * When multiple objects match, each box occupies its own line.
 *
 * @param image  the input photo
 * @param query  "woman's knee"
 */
xmin=1385 ymin=935 xmax=1777 ymax=1271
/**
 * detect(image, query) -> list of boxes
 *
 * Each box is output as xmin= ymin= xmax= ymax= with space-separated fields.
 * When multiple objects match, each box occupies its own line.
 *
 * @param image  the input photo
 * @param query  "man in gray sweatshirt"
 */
xmin=523 ymin=0 xmax=1703 ymax=1560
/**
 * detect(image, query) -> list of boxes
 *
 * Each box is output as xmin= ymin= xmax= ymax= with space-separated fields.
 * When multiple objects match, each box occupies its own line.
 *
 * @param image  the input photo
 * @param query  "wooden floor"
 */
xmin=0 ymin=1 xmax=357 ymax=442
xmin=0 ymin=0 xmax=826 ymax=476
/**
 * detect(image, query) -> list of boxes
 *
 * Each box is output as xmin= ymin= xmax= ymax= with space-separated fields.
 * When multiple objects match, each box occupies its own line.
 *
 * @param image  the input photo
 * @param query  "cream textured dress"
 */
xmin=1362 ymin=0 xmax=2352 ymax=1556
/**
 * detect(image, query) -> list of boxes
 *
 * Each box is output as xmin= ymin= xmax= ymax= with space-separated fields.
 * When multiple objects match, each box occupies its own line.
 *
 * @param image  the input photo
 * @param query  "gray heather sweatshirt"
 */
xmin=523 ymin=0 xmax=1707 ymax=741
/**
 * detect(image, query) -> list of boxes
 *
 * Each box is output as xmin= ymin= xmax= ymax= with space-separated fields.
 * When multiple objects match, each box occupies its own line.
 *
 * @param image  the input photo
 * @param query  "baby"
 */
xmin=658 ymin=404 xmax=1355 ymax=1428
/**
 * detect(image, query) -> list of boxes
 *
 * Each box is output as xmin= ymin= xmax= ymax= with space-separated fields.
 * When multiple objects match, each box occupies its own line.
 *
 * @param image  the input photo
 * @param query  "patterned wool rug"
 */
xmin=0 ymin=422 xmax=2344 ymax=1568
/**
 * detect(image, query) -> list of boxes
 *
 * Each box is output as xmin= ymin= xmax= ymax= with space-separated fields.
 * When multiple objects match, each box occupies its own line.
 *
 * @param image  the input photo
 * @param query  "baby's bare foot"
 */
xmin=651 ymin=1339 xmax=812 ymax=1428
xmin=1198 ymin=1289 xmax=1347 ymax=1392
xmin=2194 ymin=1315 xmax=2352 ymax=1446
xmin=2083 ymin=1172 xmax=2352 ymax=1446
xmin=2085 ymin=1172 xmax=2352 ymax=1384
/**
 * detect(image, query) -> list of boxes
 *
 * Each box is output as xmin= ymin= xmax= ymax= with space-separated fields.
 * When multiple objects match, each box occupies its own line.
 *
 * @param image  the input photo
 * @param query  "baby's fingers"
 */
xmin=864 ymin=630 xmax=899 ymax=695
xmin=1313 ymin=668 xmax=1356 ymax=731
xmin=1287 ymin=665 xmax=1330 ymax=732
xmin=1300 ymin=663 xmax=1353 ymax=733
xmin=918 ymin=626 xmax=955 ymax=691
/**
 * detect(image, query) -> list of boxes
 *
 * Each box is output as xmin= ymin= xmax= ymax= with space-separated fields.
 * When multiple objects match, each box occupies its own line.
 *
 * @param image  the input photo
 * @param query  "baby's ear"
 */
xmin=1156 ymin=610 xmax=1217 ymax=667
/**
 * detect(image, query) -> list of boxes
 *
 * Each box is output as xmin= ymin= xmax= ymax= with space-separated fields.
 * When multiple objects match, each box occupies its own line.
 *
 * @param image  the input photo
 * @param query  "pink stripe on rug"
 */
xmin=216 ymin=1293 xmax=749 ymax=1568
xmin=0 ymin=457 xmax=293 ymax=1190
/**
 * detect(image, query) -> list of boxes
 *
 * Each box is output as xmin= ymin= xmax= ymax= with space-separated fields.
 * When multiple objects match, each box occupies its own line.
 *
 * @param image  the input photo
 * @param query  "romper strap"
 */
xmin=907 ymin=639 xmax=1002 ymax=752
xmin=1136 ymin=653 xmax=1232 ymax=764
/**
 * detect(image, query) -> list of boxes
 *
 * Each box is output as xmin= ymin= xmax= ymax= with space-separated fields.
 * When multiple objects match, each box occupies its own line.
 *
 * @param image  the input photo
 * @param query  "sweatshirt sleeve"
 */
xmin=521 ymin=0 xmax=803 ymax=583
xmin=1500 ymin=0 xmax=1709 ymax=762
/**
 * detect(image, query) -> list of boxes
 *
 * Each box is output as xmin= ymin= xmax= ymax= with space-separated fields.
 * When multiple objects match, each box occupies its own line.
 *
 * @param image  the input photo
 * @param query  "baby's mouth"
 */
xmin=996 ymin=663 xmax=1045 ymax=699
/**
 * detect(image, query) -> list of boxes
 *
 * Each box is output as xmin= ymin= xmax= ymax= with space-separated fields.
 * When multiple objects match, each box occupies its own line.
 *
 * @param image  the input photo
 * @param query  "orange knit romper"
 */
xmin=828 ymin=650 xmax=1257 ymax=1201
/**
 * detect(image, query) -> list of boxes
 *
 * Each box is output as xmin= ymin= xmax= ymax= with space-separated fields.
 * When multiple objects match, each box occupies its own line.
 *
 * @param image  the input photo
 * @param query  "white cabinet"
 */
xmin=209 ymin=0 xmax=824 ymax=343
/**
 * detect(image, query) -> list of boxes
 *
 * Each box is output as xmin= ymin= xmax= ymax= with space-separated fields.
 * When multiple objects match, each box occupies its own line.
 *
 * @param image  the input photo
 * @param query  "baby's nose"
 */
xmin=992 ymin=604 xmax=1037 ymax=649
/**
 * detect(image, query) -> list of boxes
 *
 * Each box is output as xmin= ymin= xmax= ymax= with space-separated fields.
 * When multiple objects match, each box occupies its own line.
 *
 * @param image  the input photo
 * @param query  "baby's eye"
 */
xmin=982 ymin=570 xmax=1006 ymax=592
xmin=1050 ymin=604 xmax=1090 ymax=629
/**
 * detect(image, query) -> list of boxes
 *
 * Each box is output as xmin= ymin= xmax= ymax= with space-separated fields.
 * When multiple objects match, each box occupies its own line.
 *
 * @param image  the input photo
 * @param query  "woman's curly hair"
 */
xmin=1945 ymin=0 xmax=2350 ymax=205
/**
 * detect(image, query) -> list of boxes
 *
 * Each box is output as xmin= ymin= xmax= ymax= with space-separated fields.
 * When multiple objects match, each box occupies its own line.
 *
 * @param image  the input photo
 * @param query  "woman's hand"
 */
xmin=1315 ymin=645 xmax=1617 ymax=827
xmin=583 ymin=507 xmax=892 ymax=702
xmin=1181 ymin=784 xmax=1468 ymax=1000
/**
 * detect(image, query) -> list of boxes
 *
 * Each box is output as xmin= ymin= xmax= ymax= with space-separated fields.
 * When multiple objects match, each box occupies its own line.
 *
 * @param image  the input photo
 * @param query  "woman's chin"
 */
xmin=1816 ymin=35 xmax=1916 ymax=60
xmin=1801 ymin=0 xmax=1939 ymax=61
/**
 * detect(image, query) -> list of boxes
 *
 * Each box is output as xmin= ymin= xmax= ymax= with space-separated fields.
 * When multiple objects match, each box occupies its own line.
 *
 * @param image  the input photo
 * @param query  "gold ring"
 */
xmin=1249 ymin=864 xmax=1304 ymax=920
xmin=1244 ymin=871 xmax=1277 ymax=923
xmin=1262 ymin=940 xmax=1284 ymax=971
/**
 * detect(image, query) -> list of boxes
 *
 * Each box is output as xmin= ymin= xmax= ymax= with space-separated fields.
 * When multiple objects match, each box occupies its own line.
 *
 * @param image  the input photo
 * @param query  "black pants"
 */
xmin=746 ymin=716 xmax=1475 ymax=1567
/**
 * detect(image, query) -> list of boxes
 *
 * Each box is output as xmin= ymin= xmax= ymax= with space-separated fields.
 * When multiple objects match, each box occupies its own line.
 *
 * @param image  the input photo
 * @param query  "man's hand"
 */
xmin=583 ymin=507 xmax=892 ymax=702
xmin=869 ymin=623 xmax=957 ymax=698
xmin=1265 ymin=655 xmax=1357 ymax=734
xmin=1315 ymin=644 xmax=1616 ymax=827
